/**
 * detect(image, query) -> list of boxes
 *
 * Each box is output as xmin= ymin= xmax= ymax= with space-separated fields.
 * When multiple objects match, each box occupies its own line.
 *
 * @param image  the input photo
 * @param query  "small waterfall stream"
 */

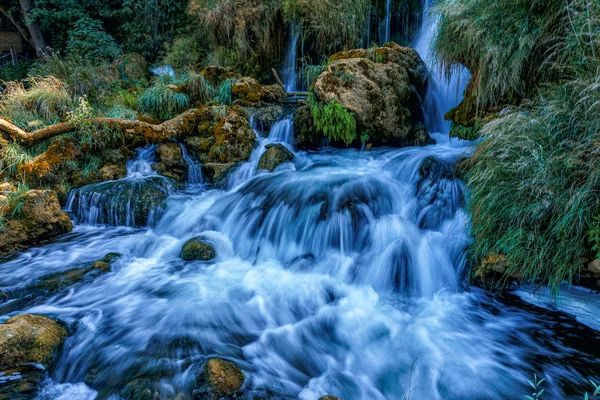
xmin=0 ymin=2 xmax=599 ymax=399
xmin=178 ymin=143 xmax=204 ymax=185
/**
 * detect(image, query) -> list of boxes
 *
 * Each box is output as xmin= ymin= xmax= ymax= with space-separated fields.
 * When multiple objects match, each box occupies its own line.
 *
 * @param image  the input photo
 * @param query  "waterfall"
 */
xmin=381 ymin=0 xmax=392 ymax=45
xmin=178 ymin=143 xmax=204 ymax=185
xmin=413 ymin=0 xmax=469 ymax=134
xmin=282 ymin=24 xmax=300 ymax=93
xmin=65 ymin=146 xmax=177 ymax=227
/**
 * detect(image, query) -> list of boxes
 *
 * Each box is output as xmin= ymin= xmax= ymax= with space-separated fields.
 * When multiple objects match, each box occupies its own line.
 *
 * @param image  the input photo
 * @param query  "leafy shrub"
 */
xmin=308 ymin=94 xmax=357 ymax=146
xmin=67 ymin=17 xmax=122 ymax=62
xmin=164 ymin=36 xmax=206 ymax=71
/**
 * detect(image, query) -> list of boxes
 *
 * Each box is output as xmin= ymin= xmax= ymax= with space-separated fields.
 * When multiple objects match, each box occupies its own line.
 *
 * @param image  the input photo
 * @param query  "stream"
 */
xmin=1 ymin=1 xmax=599 ymax=399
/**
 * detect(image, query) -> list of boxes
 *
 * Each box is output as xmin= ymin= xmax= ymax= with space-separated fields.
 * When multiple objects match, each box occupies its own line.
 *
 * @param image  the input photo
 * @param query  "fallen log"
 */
xmin=0 ymin=109 xmax=206 ymax=147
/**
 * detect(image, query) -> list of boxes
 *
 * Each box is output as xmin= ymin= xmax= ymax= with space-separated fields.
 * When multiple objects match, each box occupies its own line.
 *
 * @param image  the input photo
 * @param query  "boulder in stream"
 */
xmin=258 ymin=144 xmax=294 ymax=171
xmin=297 ymin=42 xmax=431 ymax=149
xmin=0 ymin=190 xmax=72 ymax=256
xmin=0 ymin=314 xmax=67 ymax=370
xmin=194 ymin=358 xmax=245 ymax=400
xmin=180 ymin=238 xmax=216 ymax=261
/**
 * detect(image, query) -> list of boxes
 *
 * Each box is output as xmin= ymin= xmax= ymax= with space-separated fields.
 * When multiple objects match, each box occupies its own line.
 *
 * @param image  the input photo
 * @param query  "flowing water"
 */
xmin=381 ymin=0 xmax=392 ymax=45
xmin=1 ymin=2 xmax=600 ymax=400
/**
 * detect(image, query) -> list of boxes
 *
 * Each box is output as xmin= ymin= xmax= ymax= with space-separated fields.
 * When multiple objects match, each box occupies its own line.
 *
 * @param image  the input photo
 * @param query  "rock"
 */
xmin=0 ymin=190 xmax=73 ymax=256
xmin=0 ymin=182 xmax=16 ymax=193
xmin=294 ymin=105 xmax=324 ymax=150
xmin=307 ymin=42 xmax=431 ymax=148
xmin=0 ymin=314 xmax=67 ymax=370
xmin=0 ymin=194 xmax=8 ymax=218
xmin=182 ymin=106 xmax=256 ymax=184
xmin=232 ymin=77 xmax=265 ymax=105
xmin=180 ymin=238 xmax=216 ymax=261
xmin=100 ymin=164 xmax=127 ymax=181
xmin=92 ymin=261 xmax=111 ymax=273
xmin=18 ymin=137 xmax=80 ymax=184
xmin=103 ymin=148 xmax=131 ymax=165
xmin=473 ymin=253 xmax=522 ymax=291
xmin=154 ymin=142 xmax=186 ymax=182
xmin=258 ymin=144 xmax=294 ymax=171
xmin=243 ymin=106 xmax=287 ymax=131
xmin=103 ymin=253 xmax=121 ymax=263
xmin=200 ymin=66 xmax=238 ymax=87
xmin=319 ymin=396 xmax=343 ymax=400
xmin=195 ymin=359 xmax=244 ymax=400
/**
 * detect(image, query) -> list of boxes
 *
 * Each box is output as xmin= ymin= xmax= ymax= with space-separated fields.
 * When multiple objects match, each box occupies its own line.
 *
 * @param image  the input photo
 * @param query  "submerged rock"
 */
xmin=180 ymin=238 xmax=216 ymax=261
xmin=258 ymin=144 xmax=294 ymax=171
xmin=0 ymin=190 xmax=72 ymax=256
xmin=0 ymin=314 xmax=67 ymax=370
xmin=473 ymin=253 xmax=522 ymax=291
xmin=300 ymin=42 xmax=431 ymax=149
xmin=319 ymin=396 xmax=343 ymax=400
xmin=194 ymin=358 xmax=244 ymax=400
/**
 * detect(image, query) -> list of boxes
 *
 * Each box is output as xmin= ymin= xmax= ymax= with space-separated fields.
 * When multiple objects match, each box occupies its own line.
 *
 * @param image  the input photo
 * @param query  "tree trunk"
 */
xmin=19 ymin=0 xmax=48 ymax=58
xmin=0 ymin=3 xmax=34 ymax=48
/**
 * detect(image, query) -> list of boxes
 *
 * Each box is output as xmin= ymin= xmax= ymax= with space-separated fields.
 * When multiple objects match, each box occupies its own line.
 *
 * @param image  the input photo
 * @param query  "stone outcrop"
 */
xmin=0 ymin=190 xmax=72 ymax=256
xmin=297 ymin=42 xmax=431 ymax=149
xmin=258 ymin=144 xmax=294 ymax=171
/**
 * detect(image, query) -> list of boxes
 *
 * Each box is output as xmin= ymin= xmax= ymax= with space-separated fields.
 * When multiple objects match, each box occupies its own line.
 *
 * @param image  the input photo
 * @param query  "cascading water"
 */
xmin=1 ymin=2 xmax=599 ymax=400
xmin=281 ymin=24 xmax=300 ymax=93
xmin=381 ymin=0 xmax=392 ymax=45
xmin=178 ymin=143 xmax=204 ymax=185
xmin=65 ymin=146 xmax=177 ymax=227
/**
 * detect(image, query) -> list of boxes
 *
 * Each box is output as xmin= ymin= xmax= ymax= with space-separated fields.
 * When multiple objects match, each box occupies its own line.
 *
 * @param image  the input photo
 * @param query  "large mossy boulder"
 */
xmin=194 ymin=358 xmax=245 ymax=400
xmin=258 ymin=144 xmax=294 ymax=171
xmin=182 ymin=106 xmax=256 ymax=185
xmin=180 ymin=238 xmax=216 ymax=261
xmin=0 ymin=314 xmax=67 ymax=399
xmin=0 ymin=190 xmax=72 ymax=256
xmin=0 ymin=314 xmax=67 ymax=369
xmin=300 ymin=42 xmax=431 ymax=149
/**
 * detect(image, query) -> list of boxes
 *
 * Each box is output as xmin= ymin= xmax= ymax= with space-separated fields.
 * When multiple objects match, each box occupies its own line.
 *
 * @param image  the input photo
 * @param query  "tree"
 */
xmin=19 ymin=0 xmax=49 ymax=57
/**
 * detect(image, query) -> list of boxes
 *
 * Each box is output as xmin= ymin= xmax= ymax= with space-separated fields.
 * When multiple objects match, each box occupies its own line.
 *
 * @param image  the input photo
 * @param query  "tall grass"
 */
xmin=0 ymin=76 xmax=73 ymax=129
xmin=137 ymin=81 xmax=191 ymax=121
xmin=457 ymin=0 xmax=600 ymax=292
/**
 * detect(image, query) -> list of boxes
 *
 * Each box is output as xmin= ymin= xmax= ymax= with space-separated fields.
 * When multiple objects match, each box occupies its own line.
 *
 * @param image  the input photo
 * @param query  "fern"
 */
xmin=309 ymin=94 xmax=357 ymax=146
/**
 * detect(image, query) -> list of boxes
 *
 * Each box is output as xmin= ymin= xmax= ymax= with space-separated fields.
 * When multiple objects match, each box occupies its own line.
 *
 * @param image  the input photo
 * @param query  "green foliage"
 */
xmin=300 ymin=58 xmax=327 ymax=90
xmin=136 ymin=79 xmax=190 ymax=120
xmin=80 ymin=156 xmax=103 ymax=177
xmin=308 ymin=94 xmax=357 ymax=146
xmin=0 ymin=142 xmax=33 ymax=176
xmin=0 ymin=76 xmax=73 ymax=130
xmin=282 ymin=0 xmax=370 ymax=54
xmin=467 ymin=80 xmax=600 ymax=293
xmin=0 ymin=63 xmax=32 ymax=82
xmin=433 ymin=0 xmax=565 ymax=107
xmin=164 ymin=36 xmax=206 ymax=71
xmin=5 ymin=183 xmax=31 ymax=218
xmin=588 ymin=216 xmax=600 ymax=259
xmin=215 ymin=79 xmax=234 ymax=106
xmin=66 ymin=17 xmax=122 ymax=62
xmin=182 ymin=73 xmax=215 ymax=103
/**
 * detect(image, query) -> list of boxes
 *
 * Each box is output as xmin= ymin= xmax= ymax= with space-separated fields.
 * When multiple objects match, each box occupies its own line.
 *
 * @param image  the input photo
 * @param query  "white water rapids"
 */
xmin=1 ymin=2 xmax=599 ymax=400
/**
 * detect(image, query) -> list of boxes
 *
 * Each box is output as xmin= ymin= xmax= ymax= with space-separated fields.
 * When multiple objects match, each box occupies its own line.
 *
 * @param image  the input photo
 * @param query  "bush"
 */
xmin=67 ymin=17 xmax=122 ymax=62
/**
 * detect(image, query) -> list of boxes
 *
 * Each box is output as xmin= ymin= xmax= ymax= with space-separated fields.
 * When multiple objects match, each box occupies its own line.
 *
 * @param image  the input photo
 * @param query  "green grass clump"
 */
xmin=433 ymin=0 xmax=564 ymax=108
xmin=136 ymin=80 xmax=190 ymax=121
xmin=467 ymin=79 xmax=600 ymax=293
xmin=309 ymin=94 xmax=357 ymax=146
xmin=0 ymin=142 xmax=33 ymax=176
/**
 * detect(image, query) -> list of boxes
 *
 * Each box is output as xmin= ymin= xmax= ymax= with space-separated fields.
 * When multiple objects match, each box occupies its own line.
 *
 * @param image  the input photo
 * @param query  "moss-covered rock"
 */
xmin=200 ymin=66 xmax=238 ymax=87
xmin=100 ymin=164 xmax=127 ymax=181
xmin=307 ymin=42 xmax=431 ymax=148
xmin=472 ymin=254 xmax=522 ymax=291
xmin=180 ymin=238 xmax=216 ymax=261
xmin=294 ymin=105 xmax=324 ymax=150
xmin=0 ymin=190 xmax=72 ymax=256
xmin=243 ymin=106 xmax=288 ymax=131
xmin=258 ymin=144 xmax=294 ymax=171
xmin=319 ymin=396 xmax=343 ymax=400
xmin=194 ymin=358 xmax=244 ymax=400
xmin=0 ymin=314 xmax=67 ymax=370
xmin=153 ymin=142 xmax=185 ymax=182
xmin=182 ymin=106 xmax=256 ymax=185
xmin=232 ymin=77 xmax=264 ymax=105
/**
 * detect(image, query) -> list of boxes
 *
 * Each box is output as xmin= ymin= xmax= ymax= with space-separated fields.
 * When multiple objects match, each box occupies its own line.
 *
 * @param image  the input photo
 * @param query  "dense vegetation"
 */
xmin=434 ymin=0 xmax=600 ymax=292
